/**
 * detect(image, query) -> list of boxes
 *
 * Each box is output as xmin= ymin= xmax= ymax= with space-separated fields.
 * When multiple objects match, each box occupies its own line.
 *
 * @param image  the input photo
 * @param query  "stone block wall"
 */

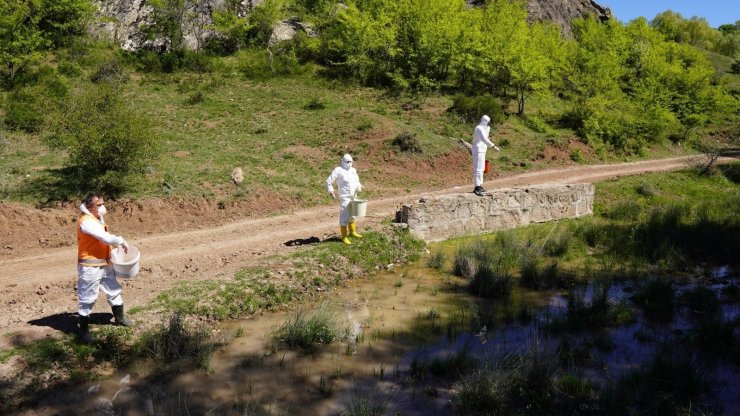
xmin=397 ymin=184 xmax=594 ymax=242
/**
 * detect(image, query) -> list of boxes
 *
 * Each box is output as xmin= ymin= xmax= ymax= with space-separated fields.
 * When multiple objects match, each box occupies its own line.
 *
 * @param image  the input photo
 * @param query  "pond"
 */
xmin=22 ymin=263 xmax=739 ymax=415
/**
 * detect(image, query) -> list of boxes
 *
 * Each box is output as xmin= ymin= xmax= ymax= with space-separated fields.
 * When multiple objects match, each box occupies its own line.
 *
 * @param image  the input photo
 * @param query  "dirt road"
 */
xmin=0 ymin=156 xmax=718 ymax=347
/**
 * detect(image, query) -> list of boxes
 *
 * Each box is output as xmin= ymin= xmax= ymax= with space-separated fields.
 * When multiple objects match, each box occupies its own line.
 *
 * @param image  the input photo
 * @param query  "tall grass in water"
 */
xmin=341 ymin=384 xmax=395 ymax=416
xmin=135 ymin=313 xmax=214 ymax=370
xmin=607 ymin=342 xmax=710 ymax=415
xmin=456 ymin=333 xmax=558 ymax=414
xmin=453 ymin=233 xmax=520 ymax=298
xmin=632 ymin=278 xmax=676 ymax=322
xmin=274 ymin=301 xmax=346 ymax=350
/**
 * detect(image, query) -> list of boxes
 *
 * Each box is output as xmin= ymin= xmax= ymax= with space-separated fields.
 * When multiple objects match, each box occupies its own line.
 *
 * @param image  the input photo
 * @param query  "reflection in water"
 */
xmin=22 ymin=265 xmax=740 ymax=415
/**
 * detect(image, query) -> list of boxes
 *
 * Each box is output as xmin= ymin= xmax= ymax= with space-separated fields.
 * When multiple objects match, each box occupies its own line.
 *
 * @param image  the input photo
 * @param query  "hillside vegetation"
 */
xmin=0 ymin=0 xmax=737 ymax=205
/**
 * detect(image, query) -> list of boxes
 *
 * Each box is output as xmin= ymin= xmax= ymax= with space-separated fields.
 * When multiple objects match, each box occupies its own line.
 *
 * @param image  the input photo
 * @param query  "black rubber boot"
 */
xmin=78 ymin=315 xmax=92 ymax=344
xmin=112 ymin=305 xmax=134 ymax=327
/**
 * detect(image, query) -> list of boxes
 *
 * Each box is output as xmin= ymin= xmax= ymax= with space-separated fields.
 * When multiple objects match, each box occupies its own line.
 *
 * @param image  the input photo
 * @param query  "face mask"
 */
xmin=97 ymin=205 xmax=107 ymax=216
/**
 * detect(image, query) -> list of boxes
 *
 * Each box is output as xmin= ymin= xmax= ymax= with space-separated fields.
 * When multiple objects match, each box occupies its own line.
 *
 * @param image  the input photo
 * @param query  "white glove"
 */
xmin=493 ymin=145 xmax=501 ymax=152
xmin=329 ymin=191 xmax=336 ymax=200
xmin=120 ymin=239 xmax=129 ymax=254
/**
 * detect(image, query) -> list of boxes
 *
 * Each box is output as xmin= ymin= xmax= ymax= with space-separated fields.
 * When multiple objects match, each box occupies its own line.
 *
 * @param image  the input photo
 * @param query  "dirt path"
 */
xmin=0 ymin=156 xmax=721 ymax=348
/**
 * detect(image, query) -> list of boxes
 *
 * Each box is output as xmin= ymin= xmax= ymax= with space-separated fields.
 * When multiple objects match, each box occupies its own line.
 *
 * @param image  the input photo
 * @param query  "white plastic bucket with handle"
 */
xmin=110 ymin=245 xmax=140 ymax=279
xmin=349 ymin=199 xmax=368 ymax=217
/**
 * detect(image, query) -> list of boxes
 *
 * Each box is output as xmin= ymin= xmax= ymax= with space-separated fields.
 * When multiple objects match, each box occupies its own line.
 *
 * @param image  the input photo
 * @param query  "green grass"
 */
xmin=139 ymin=229 xmax=424 ymax=320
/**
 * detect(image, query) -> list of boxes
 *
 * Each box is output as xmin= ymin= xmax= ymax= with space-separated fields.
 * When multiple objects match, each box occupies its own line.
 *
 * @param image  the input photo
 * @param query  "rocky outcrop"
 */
xmin=527 ymin=0 xmax=612 ymax=34
xmin=91 ymin=0 xmax=610 ymax=51
xmin=396 ymin=184 xmax=594 ymax=242
xmin=90 ymin=0 xmax=262 ymax=50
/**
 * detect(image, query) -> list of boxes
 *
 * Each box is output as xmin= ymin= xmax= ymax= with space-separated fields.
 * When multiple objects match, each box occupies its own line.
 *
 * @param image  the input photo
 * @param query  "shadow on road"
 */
xmin=27 ymin=312 xmax=114 ymax=335
xmin=283 ymin=236 xmax=321 ymax=246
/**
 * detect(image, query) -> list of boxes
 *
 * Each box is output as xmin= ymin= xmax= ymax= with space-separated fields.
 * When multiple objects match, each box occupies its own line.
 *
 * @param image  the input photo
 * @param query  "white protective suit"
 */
xmin=472 ymin=115 xmax=499 ymax=188
xmin=326 ymin=154 xmax=363 ymax=226
xmin=77 ymin=203 xmax=127 ymax=317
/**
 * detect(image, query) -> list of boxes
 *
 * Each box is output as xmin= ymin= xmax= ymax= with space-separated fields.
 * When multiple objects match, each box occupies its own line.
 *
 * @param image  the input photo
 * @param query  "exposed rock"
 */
xmin=526 ymin=0 xmax=612 ymax=34
xmin=269 ymin=18 xmax=316 ymax=46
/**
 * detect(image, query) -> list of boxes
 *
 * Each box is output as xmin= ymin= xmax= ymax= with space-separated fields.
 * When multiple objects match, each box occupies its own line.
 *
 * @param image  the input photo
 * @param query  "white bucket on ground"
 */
xmin=349 ymin=199 xmax=368 ymax=217
xmin=110 ymin=245 xmax=140 ymax=279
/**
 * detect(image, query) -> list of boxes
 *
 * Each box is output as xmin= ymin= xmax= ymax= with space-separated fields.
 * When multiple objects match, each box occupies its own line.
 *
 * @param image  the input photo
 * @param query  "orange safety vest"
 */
xmin=77 ymin=214 xmax=111 ymax=267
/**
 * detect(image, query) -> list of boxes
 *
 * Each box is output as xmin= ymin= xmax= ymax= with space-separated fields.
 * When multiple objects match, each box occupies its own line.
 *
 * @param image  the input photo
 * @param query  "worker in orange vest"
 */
xmin=76 ymin=193 xmax=131 ymax=343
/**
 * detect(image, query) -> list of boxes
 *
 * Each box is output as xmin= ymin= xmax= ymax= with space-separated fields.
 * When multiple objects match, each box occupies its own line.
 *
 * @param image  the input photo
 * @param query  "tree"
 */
xmin=0 ymin=0 xmax=47 ymax=84
xmin=47 ymin=84 xmax=159 ymax=194
xmin=37 ymin=0 xmax=93 ymax=48
xmin=509 ymin=22 xmax=562 ymax=115
xmin=147 ymin=0 xmax=188 ymax=50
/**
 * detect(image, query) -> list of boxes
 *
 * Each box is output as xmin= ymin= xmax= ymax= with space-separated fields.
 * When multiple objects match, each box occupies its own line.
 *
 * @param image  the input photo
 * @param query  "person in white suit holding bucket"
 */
xmin=472 ymin=115 xmax=500 ymax=196
xmin=76 ymin=193 xmax=133 ymax=343
xmin=326 ymin=154 xmax=363 ymax=245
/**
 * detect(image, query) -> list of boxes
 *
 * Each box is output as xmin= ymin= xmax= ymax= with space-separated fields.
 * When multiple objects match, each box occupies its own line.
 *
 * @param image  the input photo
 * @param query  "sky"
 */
xmin=598 ymin=0 xmax=739 ymax=28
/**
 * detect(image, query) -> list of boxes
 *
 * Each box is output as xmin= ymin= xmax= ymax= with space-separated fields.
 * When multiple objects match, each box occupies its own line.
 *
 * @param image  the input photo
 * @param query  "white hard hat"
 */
xmin=342 ymin=154 xmax=353 ymax=163
xmin=480 ymin=115 xmax=491 ymax=124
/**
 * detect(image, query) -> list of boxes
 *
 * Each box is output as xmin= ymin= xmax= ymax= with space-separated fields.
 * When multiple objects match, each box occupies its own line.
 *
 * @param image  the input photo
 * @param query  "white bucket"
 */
xmin=349 ymin=199 xmax=368 ymax=217
xmin=110 ymin=245 xmax=140 ymax=279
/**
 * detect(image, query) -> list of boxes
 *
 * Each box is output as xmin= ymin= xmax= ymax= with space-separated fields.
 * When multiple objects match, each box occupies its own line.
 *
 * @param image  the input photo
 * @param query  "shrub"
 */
xmin=4 ymin=95 xmax=44 ymax=133
xmin=426 ymin=251 xmax=445 ymax=270
xmin=391 ymin=132 xmax=422 ymax=153
xmin=449 ymin=94 xmax=506 ymax=123
xmin=90 ymin=59 xmax=127 ymax=83
xmin=303 ymin=97 xmax=326 ymax=110
xmin=46 ymin=83 xmax=159 ymax=194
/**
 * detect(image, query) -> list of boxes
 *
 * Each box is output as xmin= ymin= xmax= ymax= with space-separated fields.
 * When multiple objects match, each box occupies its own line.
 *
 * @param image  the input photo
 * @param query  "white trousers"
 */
xmin=472 ymin=149 xmax=487 ymax=187
xmin=77 ymin=265 xmax=123 ymax=316
xmin=338 ymin=198 xmax=356 ymax=226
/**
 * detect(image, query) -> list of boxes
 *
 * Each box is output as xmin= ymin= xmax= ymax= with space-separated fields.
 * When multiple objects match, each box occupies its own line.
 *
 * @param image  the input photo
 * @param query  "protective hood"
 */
xmin=341 ymin=154 xmax=353 ymax=170
xmin=478 ymin=115 xmax=491 ymax=126
xmin=80 ymin=203 xmax=105 ymax=224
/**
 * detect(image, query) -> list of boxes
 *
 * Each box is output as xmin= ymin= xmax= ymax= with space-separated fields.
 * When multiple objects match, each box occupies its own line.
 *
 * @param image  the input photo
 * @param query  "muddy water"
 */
xmin=22 ymin=265 xmax=740 ymax=416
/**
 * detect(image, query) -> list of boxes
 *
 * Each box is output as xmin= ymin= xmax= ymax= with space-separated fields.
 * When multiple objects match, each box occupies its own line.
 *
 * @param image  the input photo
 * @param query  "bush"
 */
xmin=449 ymin=94 xmax=506 ymax=123
xmin=730 ymin=58 xmax=740 ymax=74
xmin=46 ymin=83 xmax=159 ymax=194
xmin=4 ymin=95 xmax=44 ymax=133
xmin=391 ymin=131 xmax=423 ymax=153
xmin=90 ymin=59 xmax=128 ymax=83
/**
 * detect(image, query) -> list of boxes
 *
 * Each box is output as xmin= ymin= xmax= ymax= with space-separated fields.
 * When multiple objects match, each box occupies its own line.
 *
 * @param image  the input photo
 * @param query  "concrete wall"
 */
xmin=397 ymin=184 xmax=594 ymax=242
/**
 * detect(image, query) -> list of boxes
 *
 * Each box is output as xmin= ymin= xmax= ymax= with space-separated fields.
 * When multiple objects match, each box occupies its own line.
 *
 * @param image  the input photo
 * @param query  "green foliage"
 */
xmin=46 ymin=83 xmax=159 ymax=195
xmin=0 ymin=0 xmax=47 ymax=84
xmin=0 ymin=0 xmax=91 ymax=85
xmin=146 ymin=0 xmax=187 ymax=51
xmin=36 ymin=0 xmax=94 ymax=48
xmin=651 ymin=11 xmax=721 ymax=50
xmin=391 ymin=131 xmax=422 ymax=153
xmin=318 ymin=0 xmax=464 ymax=92
xmin=247 ymin=0 xmax=284 ymax=47
xmin=449 ymin=94 xmax=505 ymax=123
xmin=208 ymin=0 xmax=250 ymax=54
xmin=3 ymin=90 xmax=44 ymax=132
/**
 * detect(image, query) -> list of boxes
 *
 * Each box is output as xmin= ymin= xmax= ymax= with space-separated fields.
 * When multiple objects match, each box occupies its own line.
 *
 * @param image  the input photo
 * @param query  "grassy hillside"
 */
xmin=0 ymin=45 xmax=699 ymax=206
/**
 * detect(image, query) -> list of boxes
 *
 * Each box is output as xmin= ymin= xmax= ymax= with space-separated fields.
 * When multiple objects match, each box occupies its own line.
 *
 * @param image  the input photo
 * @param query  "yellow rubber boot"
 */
xmin=340 ymin=226 xmax=352 ymax=245
xmin=349 ymin=222 xmax=363 ymax=238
